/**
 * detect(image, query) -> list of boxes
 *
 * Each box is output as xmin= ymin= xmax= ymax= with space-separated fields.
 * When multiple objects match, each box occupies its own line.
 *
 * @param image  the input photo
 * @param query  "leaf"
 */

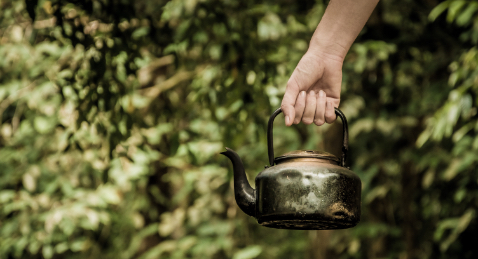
xmin=436 ymin=209 xmax=475 ymax=252
xmin=456 ymin=2 xmax=478 ymax=26
xmin=0 ymin=191 xmax=15 ymax=203
xmin=98 ymin=185 xmax=122 ymax=205
xmin=258 ymin=13 xmax=286 ymax=41
xmin=442 ymin=158 xmax=462 ymax=181
xmin=349 ymin=118 xmax=374 ymax=139
xmin=33 ymin=116 xmax=56 ymax=134
xmin=452 ymin=122 xmax=474 ymax=142
xmin=132 ymin=27 xmax=150 ymax=39
xmin=422 ymin=169 xmax=435 ymax=189
xmin=55 ymin=242 xmax=69 ymax=254
xmin=232 ymin=245 xmax=263 ymax=259
xmin=447 ymin=1 xmax=468 ymax=23
xmin=138 ymin=240 xmax=177 ymax=259
xmin=22 ymin=173 xmax=36 ymax=192
xmin=429 ymin=2 xmax=450 ymax=21
xmin=70 ymin=238 xmax=89 ymax=252
xmin=365 ymin=186 xmax=389 ymax=204
xmin=42 ymin=245 xmax=54 ymax=259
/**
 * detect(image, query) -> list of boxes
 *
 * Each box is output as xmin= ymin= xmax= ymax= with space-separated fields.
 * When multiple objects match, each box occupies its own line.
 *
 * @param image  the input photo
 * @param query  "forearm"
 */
xmin=309 ymin=0 xmax=380 ymax=60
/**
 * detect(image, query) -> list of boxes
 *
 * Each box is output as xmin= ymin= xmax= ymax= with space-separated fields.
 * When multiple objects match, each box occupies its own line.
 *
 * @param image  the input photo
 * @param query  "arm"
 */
xmin=281 ymin=0 xmax=379 ymax=126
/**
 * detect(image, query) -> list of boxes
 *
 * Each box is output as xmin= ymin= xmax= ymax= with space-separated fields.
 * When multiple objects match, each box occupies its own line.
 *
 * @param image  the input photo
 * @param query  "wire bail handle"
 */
xmin=267 ymin=107 xmax=349 ymax=167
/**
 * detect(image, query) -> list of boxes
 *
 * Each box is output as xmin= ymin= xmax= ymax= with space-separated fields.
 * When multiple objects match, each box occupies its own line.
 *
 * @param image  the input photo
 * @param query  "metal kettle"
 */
xmin=221 ymin=108 xmax=361 ymax=230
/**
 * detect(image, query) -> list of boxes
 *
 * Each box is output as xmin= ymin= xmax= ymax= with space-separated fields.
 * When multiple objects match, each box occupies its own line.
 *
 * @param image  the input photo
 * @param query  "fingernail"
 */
xmin=319 ymin=90 xmax=325 ymax=97
xmin=301 ymin=91 xmax=306 ymax=97
xmin=285 ymin=116 xmax=290 ymax=125
xmin=310 ymin=91 xmax=315 ymax=97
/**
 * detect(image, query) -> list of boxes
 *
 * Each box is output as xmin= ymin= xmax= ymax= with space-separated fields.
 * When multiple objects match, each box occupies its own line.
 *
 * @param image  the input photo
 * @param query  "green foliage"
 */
xmin=1 ymin=0 xmax=477 ymax=258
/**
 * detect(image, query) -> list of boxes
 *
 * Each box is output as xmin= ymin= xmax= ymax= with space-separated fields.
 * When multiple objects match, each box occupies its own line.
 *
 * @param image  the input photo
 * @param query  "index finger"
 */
xmin=281 ymin=78 xmax=300 ymax=126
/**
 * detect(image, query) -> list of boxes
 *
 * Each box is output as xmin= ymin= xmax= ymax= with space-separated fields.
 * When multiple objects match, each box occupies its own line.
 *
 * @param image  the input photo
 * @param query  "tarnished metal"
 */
xmin=220 ymin=148 xmax=256 ymax=217
xmin=221 ymin=108 xmax=361 ymax=230
xmin=274 ymin=150 xmax=340 ymax=164
xmin=255 ymin=157 xmax=361 ymax=230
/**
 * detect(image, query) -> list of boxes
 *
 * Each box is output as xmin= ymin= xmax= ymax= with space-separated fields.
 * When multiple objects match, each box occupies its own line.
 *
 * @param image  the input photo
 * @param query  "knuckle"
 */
xmin=314 ymin=119 xmax=324 ymax=126
xmin=280 ymin=103 xmax=288 ymax=111
xmin=303 ymin=119 xmax=313 ymax=125
xmin=325 ymin=117 xmax=336 ymax=124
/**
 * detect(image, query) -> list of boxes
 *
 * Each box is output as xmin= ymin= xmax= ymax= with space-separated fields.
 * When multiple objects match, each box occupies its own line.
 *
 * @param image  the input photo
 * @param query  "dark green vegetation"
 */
xmin=1 ymin=0 xmax=477 ymax=258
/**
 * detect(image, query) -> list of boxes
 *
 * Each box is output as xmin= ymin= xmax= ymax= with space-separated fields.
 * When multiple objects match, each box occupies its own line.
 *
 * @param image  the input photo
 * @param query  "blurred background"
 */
xmin=1 ymin=0 xmax=477 ymax=258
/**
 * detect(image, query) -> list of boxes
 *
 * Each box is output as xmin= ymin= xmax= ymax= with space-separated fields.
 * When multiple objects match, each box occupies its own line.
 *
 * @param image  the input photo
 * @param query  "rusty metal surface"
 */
xmin=221 ymin=107 xmax=361 ymax=230
xmin=260 ymin=219 xmax=357 ymax=230
xmin=255 ymin=160 xmax=361 ymax=230
xmin=274 ymin=150 xmax=340 ymax=164
xmin=220 ymin=148 xmax=256 ymax=217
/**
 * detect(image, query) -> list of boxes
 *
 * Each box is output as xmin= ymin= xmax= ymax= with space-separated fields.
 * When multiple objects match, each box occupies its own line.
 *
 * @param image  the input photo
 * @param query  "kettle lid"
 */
xmin=274 ymin=150 xmax=340 ymax=164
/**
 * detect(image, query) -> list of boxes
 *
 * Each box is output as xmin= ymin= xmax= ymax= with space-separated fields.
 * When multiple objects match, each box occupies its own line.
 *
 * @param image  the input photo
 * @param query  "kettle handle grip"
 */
xmin=267 ymin=107 xmax=349 ymax=168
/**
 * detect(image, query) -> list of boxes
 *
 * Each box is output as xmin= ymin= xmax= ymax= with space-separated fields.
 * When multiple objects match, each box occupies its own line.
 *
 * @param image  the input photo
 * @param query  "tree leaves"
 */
xmin=434 ymin=209 xmax=475 ymax=252
xmin=1 ymin=0 xmax=478 ymax=258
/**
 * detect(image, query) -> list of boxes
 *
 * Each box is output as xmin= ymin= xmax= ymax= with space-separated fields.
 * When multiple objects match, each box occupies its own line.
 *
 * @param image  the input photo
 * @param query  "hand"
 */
xmin=281 ymin=50 xmax=343 ymax=126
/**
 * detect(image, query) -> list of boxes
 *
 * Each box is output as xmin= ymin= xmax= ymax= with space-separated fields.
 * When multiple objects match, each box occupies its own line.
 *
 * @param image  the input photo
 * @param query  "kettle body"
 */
xmin=255 ymin=152 xmax=361 ymax=230
xmin=221 ymin=108 xmax=361 ymax=230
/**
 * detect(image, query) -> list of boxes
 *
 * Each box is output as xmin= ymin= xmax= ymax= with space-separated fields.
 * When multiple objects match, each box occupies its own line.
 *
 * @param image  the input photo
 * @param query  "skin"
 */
xmin=281 ymin=0 xmax=380 ymax=126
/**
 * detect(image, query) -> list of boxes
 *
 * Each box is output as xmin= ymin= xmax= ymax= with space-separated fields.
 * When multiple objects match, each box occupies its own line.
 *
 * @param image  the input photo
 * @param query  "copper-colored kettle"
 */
xmin=221 ymin=108 xmax=361 ymax=230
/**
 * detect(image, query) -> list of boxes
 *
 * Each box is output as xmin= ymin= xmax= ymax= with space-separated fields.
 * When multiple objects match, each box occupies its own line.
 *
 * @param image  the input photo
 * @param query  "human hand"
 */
xmin=281 ymin=50 xmax=343 ymax=126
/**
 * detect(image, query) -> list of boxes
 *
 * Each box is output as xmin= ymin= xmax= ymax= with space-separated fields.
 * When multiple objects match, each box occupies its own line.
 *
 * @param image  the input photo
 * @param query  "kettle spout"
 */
xmin=221 ymin=147 xmax=256 ymax=217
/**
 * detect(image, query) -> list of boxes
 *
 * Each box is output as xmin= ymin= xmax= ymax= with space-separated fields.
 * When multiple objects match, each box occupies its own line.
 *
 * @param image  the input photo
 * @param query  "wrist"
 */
xmin=307 ymin=38 xmax=347 ymax=63
xmin=307 ymin=0 xmax=380 ymax=62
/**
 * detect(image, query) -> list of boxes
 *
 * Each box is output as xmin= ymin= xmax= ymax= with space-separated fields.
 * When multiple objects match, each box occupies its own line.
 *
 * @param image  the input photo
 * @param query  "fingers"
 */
xmin=293 ymin=91 xmax=307 ymax=124
xmin=282 ymin=88 xmax=339 ymax=126
xmin=281 ymin=51 xmax=342 ymax=126
xmin=302 ymin=91 xmax=317 ymax=125
xmin=314 ymin=90 xmax=326 ymax=126
xmin=281 ymin=79 xmax=301 ymax=126
xmin=325 ymin=100 xmax=337 ymax=124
